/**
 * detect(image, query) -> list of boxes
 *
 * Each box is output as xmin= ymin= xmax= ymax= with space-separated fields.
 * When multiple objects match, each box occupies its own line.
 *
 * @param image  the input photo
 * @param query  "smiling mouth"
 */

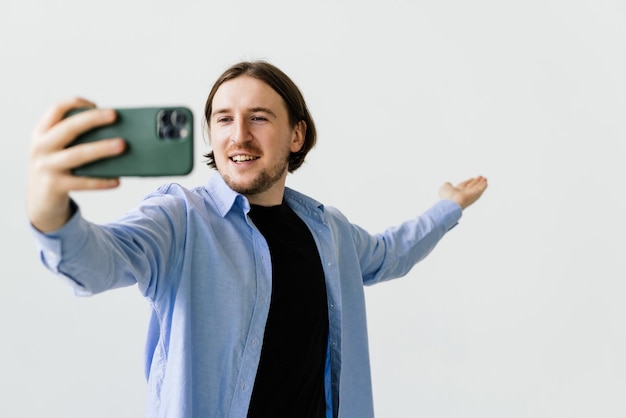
xmin=230 ymin=155 xmax=259 ymax=162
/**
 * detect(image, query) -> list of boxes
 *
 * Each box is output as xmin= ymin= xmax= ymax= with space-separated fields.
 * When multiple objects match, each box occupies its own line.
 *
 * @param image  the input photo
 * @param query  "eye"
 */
xmin=216 ymin=116 xmax=232 ymax=123
xmin=251 ymin=115 xmax=268 ymax=122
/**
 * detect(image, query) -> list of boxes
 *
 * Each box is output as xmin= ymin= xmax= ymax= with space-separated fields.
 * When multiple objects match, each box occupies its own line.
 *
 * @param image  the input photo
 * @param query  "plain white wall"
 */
xmin=2 ymin=0 xmax=625 ymax=417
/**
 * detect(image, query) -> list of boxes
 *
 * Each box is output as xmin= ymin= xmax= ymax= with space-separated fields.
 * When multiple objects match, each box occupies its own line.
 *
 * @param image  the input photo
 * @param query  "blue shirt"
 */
xmin=32 ymin=173 xmax=462 ymax=418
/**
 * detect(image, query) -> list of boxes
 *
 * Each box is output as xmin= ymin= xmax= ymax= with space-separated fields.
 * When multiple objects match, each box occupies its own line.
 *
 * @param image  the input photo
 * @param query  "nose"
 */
xmin=231 ymin=118 xmax=251 ymax=145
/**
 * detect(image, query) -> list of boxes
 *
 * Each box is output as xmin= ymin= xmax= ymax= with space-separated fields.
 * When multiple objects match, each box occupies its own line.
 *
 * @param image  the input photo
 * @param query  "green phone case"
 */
xmin=68 ymin=107 xmax=194 ymax=177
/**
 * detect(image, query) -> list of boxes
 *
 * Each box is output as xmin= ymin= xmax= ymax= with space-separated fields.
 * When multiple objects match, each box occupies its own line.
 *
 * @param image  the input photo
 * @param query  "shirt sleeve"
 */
xmin=350 ymin=199 xmax=462 ymax=285
xmin=30 ymin=192 xmax=188 ymax=298
xmin=30 ymin=199 xmax=109 ymax=296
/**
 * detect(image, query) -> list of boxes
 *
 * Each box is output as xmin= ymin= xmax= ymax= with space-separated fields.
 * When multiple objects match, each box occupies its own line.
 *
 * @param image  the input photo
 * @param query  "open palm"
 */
xmin=439 ymin=176 xmax=488 ymax=210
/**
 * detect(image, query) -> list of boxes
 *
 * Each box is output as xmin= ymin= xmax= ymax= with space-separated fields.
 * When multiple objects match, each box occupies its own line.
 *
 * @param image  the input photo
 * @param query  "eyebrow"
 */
xmin=211 ymin=107 xmax=278 ymax=118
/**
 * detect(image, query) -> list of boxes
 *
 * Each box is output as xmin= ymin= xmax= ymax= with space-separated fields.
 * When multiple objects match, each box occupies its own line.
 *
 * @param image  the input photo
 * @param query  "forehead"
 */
xmin=211 ymin=76 xmax=287 ymax=113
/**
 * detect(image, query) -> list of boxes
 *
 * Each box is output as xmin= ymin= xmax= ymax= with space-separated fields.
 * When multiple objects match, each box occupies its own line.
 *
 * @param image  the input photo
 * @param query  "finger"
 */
xmin=36 ymin=107 xmax=118 ymax=153
xmin=60 ymin=174 xmax=122 ymax=191
xmin=459 ymin=176 xmax=487 ymax=189
xmin=472 ymin=176 xmax=488 ymax=189
xmin=45 ymin=138 xmax=127 ymax=172
xmin=466 ymin=177 xmax=488 ymax=196
xmin=456 ymin=177 xmax=476 ymax=188
xmin=33 ymin=97 xmax=97 ymax=136
xmin=44 ymin=170 xmax=121 ymax=193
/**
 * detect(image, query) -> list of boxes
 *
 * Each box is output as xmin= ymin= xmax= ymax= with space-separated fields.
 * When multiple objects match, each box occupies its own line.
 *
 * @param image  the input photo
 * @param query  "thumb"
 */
xmin=438 ymin=182 xmax=455 ymax=199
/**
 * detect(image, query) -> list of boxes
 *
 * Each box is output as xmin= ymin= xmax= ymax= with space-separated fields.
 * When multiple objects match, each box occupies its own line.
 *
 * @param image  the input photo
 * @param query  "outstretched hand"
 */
xmin=439 ymin=176 xmax=488 ymax=210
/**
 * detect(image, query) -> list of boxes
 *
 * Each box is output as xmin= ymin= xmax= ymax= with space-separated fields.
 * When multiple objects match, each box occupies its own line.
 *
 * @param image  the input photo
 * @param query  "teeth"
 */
xmin=231 ymin=155 xmax=258 ymax=162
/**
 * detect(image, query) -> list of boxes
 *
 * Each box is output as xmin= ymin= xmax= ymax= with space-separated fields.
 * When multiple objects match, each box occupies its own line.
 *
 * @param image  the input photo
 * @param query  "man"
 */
xmin=28 ymin=61 xmax=488 ymax=418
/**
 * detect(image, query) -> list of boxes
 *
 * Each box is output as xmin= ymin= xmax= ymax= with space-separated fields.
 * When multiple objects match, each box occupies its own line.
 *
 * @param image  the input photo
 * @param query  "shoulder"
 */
xmin=137 ymin=182 xmax=210 ymax=215
xmin=151 ymin=182 xmax=203 ymax=198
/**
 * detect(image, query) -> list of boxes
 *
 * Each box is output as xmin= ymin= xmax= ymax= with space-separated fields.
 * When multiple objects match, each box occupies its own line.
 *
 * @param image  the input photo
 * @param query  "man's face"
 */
xmin=209 ymin=76 xmax=305 ymax=206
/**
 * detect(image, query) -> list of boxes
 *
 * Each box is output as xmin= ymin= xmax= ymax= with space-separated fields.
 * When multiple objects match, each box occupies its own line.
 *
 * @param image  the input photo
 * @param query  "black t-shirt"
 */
xmin=247 ymin=202 xmax=329 ymax=418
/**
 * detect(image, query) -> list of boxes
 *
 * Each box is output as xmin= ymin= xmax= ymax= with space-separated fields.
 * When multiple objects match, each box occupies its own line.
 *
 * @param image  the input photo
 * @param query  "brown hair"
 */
xmin=203 ymin=60 xmax=317 ymax=172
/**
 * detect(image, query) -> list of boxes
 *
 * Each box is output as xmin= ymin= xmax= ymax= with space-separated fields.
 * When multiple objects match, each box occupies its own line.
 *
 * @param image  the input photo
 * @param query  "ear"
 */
xmin=290 ymin=120 xmax=307 ymax=153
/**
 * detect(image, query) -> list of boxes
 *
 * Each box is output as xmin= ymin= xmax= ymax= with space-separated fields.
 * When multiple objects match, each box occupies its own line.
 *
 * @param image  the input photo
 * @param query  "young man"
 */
xmin=28 ymin=61 xmax=487 ymax=418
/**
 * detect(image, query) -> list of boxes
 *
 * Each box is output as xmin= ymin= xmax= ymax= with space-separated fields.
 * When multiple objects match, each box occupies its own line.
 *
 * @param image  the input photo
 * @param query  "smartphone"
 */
xmin=67 ymin=106 xmax=194 ymax=177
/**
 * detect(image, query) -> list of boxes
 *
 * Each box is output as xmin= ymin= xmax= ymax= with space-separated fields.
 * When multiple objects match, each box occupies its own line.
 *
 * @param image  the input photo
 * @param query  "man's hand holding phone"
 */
xmin=27 ymin=97 xmax=126 ymax=233
xmin=27 ymin=97 xmax=194 ymax=233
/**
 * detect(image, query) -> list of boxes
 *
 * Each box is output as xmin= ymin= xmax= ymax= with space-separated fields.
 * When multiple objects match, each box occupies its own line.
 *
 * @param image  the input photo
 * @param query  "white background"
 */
xmin=2 ymin=0 xmax=625 ymax=417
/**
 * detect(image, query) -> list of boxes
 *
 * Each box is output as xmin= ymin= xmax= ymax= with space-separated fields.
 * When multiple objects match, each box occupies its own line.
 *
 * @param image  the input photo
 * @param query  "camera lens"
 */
xmin=170 ymin=110 xmax=187 ymax=125
xmin=158 ymin=110 xmax=171 ymax=125
xmin=159 ymin=125 xmax=179 ymax=139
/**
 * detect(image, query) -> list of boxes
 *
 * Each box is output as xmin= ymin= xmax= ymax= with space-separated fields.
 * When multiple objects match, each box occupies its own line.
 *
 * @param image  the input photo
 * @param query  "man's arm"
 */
xmin=350 ymin=175 xmax=488 ymax=285
xmin=27 ymin=97 xmax=126 ymax=232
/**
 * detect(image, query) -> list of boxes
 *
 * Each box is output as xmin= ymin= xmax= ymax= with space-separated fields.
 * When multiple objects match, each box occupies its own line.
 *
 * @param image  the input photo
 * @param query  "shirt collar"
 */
xmin=284 ymin=186 xmax=325 ymax=219
xmin=205 ymin=173 xmax=249 ymax=217
xmin=205 ymin=171 xmax=325 ymax=218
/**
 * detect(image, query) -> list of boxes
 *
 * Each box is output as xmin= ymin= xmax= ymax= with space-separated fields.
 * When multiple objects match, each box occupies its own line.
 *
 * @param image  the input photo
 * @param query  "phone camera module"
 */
xmin=157 ymin=109 xmax=188 ymax=140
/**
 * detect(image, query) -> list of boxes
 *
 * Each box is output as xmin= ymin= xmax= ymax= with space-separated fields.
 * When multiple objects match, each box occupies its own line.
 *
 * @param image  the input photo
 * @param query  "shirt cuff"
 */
xmin=426 ymin=199 xmax=463 ymax=232
xmin=29 ymin=199 xmax=86 ymax=273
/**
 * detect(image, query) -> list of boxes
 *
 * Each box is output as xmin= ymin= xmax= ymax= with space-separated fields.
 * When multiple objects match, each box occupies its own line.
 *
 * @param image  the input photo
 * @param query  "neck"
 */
xmin=245 ymin=188 xmax=285 ymax=207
